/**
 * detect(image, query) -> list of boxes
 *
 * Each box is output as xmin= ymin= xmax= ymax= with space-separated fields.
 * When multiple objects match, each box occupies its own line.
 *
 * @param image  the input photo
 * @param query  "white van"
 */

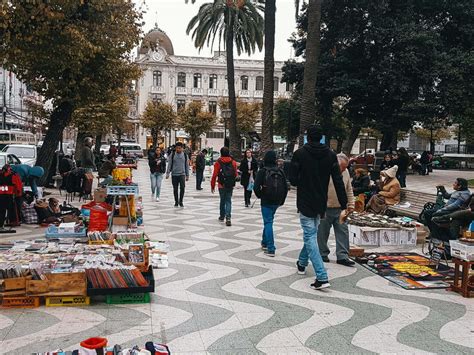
xmin=118 ymin=143 xmax=143 ymax=158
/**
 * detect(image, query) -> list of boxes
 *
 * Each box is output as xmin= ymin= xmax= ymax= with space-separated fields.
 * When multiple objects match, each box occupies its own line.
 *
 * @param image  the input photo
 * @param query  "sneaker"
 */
xmin=226 ymin=218 xmax=232 ymax=227
xmin=322 ymin=256 xmax=330 ymax=263
xmin=310 ymin=280 xmax=331 ymax=290
xmin=179 ymin=202 xmax=184 ymax=208
xmin=218 ymin=216 xmax=225 ymax=222
xmin=296 ymin=261 xmax=306 ymax=275
xmin=264 ymin=250 xmax=275 ymax=257
xmin=174 ymin=202 xmax=179 ymax=207
xmin=156 ymin=197 xmax=160 ymax=202
xmin=336 ymin=259 xmax=355 ymax=267
xmin=261 ymin=244 xmax=268 ymax=251
xmin=245 ymin=204 xmax=249 ymax=208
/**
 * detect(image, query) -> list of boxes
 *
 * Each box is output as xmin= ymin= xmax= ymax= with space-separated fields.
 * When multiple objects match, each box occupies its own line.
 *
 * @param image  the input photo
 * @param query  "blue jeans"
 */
xmin=100 ymin=175 xmax=113 ymax=187
xmin=150 ymin=173 xmax=164 ymax=198
xmin=299 ymin=214 xmax=328 ymax=281
xmin=261 ymin=205 xmax=279 ymax=253
xmin=317 ymin=208 xmax=349 ymax=260
xmin=219 ymin=188 xmax=233 ymax=218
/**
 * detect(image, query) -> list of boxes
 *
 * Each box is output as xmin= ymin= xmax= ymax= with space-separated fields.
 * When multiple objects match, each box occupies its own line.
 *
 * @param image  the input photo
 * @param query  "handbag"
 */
xmin=247 ymin=177 xmax=254 ymax=191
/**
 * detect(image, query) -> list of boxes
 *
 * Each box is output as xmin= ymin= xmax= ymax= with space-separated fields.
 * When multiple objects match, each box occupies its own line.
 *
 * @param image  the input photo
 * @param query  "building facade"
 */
xmin=131 ymin=26 xmax=292 ymax=150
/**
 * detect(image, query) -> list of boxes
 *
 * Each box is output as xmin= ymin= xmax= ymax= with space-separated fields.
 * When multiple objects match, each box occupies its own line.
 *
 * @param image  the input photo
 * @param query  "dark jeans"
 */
xmin=196 ymin=169 xmax=204 ymax=189
xmin=397 ymin=171 xmax=407 ymax=188
xmin=424 ymin=207 xmax=451 ymax=240
xmin=0 ymin=195 xmax=18 ymax=227
xmin=172 ymin=175 xmax=186 ymax=204
xmin=219 ymin=188 xmax=233 ymax=218
xmin=244 ymin=189 xmax=252 ymax=206
xmin=261 ymin=205 xmax=279 ymax=252
xmin=432 ymin=209 xmax=474 ymax=241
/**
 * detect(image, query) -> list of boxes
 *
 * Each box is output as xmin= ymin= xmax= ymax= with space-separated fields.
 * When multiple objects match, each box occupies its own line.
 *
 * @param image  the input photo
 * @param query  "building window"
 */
xmin=273 ymin=77 xmax=280 ymax=91
xmin=206 ymin=131 xmax=224 ymax=139
xmin=241 ymin=75 xmax=249 ymax=90
xmin=209 ymin=74 xmax=218 ymax=89
xmin=286 ymin=82 xmax=294 ymax=92
xmin=255 ymin=76 xmax=264 ymax=91
xmin=208 ymin=101 xmax=217 ymax=115
xmin=178 ymin=72 xmax=186 ymax=88
xmin=177 ymin=99 xmax=186 ymax=111
xmin=151 ymin=94 xmax=161 ymax=102
xmin=193 ymin=73 xmax=202 ymax=88
xmin=153 ymin=70 xmax=162 ymax=87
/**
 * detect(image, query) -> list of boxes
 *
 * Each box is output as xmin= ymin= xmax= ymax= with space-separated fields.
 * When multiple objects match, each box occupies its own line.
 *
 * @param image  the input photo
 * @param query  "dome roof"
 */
xmin=139 ymin=25 xmax=174 ymax=56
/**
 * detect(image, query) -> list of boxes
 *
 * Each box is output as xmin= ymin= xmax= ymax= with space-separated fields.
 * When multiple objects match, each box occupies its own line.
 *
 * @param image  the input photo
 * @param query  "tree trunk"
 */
xmin=191 ymin=135 xmax=197 ymax=151
xmin=298 ymin=0 xmax=322 ymax=147
xmin=36 ymin=101 xmax=74 ymax=185
xmin=260 ymin=0 xmax=276 ymax=157
xmin=75 ymin=131 xmax=87 ymax=162
xmin=94 ymin=134 xmax=102 ymax=156
xmin=342 ymin=125 xmax=361 ymax=155
xmin=151 ymin=128 xmax=158 ymax=149
xmin=380 ymin=129 xmax=398 ymax=151
xmin=226 ymin=14 xmax=240 ymax=159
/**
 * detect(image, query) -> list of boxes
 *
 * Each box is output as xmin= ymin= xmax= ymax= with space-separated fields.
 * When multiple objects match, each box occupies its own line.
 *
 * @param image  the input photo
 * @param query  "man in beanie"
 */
xmin=254 ymin=150 xmax=288 ymax=257
xmin=289 ymin=125 xmax=347 ymax=290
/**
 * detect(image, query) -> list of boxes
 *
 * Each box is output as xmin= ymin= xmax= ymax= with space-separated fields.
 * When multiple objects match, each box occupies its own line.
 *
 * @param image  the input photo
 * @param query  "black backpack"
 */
xmin=218 ymin=159 xmax=236 ymax=188
xmin=262 ymin=167 xmax=287 ymax=205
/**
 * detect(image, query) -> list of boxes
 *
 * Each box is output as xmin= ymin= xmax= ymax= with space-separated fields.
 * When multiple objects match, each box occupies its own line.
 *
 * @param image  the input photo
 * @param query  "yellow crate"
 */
xmin=45 ymin=296 xmax=90 ymax=307
xmin=112 ymin=168 xmax=132 ymax=181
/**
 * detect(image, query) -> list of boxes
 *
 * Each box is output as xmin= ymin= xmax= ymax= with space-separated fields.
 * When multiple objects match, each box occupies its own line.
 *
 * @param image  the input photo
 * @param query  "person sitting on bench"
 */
xmin=424 ymin=178 xmax=471 ymax=241
xmin=365 ymin=165 xmax=400 ymax=214
xmin=352 ymin=168 xmax=371 ymax=196
xmin=432 ymin=195 xmax=473 ymax=241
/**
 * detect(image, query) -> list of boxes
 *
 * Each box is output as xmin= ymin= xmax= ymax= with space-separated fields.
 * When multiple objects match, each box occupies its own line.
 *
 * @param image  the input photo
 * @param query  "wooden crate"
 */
xmin=2 ymin=296 xmax=40 ymax=308
xmin=0 ymin=276 xmax=32 ymax=297
xmin=27 ymin=272 xmax=87 ymax=297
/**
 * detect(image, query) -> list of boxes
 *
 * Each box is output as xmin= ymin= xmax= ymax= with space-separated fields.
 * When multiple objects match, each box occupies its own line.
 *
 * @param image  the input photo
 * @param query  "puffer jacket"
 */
xmin=378 ymin=177 xmax=401 ymax=205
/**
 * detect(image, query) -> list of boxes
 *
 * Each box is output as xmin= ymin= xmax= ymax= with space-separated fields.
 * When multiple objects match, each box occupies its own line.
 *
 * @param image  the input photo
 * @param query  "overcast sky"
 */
xmin=135 ymin=0 xmax=297 ymax=61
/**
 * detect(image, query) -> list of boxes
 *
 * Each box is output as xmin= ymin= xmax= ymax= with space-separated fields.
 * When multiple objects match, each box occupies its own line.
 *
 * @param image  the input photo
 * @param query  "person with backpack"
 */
xmin=239 ymin=149 xmax=259 ymax=207
xmin=211 ymin=147 xmax=238 ymax=227
xmin=195 ymin=149 xmax=207 ymax=190
xmin=253 ymin=150 xmax=288 ymax=257
xmin=289 ymin=125 xmax=347 ymax=290
xmin=166 ymin=142 xmax=189 ymax=207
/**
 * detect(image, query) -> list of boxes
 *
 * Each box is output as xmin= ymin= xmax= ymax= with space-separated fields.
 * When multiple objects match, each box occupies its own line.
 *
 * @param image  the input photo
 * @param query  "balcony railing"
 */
xmin=222 ymin=89 xmax=228 ymax=97
xmin=176 ymin=87 xmax=187 ymax=95
xmin=253 ymin=90 xmax=263 ymax=98
xmin=208 ymin=88 xmax=219 ymax=96
xmin=191 ymin=87 xmax=204 ymax=96
xmin=150 ymin=86 xmax=164 ymax=93
xmin=238 ymin=90 xmax=250 ymax=98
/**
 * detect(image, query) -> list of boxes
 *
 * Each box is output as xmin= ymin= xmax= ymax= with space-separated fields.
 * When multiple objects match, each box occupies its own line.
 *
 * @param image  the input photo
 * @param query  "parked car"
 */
xmin=118 ymin=143 xmax=143 ymax=158
xmin=1 ymin=144 xmax=37 ymax=166
xmin=0 ymin=152 xmax=22 ymax=167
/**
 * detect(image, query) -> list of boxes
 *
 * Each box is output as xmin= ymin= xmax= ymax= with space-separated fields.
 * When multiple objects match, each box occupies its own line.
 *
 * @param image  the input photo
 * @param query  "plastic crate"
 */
xmin=45 ymin=296 xmax=90 ymax=307
xmin=2 ymin=296 xmax=40 ymax=308
xmin=106 ymin=293 xmax=150 ymax=304
xmin=45 ymin=225 xmax=87 ymax=239
xmin=87 ymin=267 xmax=154 ymax=296
xmin=106 ymin=185 xmax=139 ymax=196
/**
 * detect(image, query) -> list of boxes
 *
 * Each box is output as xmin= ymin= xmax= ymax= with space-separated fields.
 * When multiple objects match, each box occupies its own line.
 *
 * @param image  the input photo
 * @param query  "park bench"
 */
xmin=387 ymin=189 xmax=437 ymax=220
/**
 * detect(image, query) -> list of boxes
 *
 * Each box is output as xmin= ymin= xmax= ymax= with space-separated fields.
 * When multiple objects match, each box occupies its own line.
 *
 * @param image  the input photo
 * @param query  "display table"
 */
xmin=450 ymin=257 xmax=474 ymax=298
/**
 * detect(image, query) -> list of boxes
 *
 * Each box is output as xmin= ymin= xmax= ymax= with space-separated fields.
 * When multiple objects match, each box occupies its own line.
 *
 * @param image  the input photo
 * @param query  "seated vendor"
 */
xmin=424 ymin=178 xmax=471 ymax=241
xmin=352 ymin=168 xmax=371 ymax=196
xmin=365 ymin=165 xmax=400 ymax=214
xmin=432 ymin=194 xmax=473 ymax=241
xmin=98 ymin=155 xmax=116 ymax=186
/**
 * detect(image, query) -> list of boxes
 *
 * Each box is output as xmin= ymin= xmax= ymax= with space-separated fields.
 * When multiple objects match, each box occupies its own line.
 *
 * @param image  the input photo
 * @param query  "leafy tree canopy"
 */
xmin=178 ymin=102 xmax=216 ymax=150
xmin=218 ymin=99 xmax=261 ymax=135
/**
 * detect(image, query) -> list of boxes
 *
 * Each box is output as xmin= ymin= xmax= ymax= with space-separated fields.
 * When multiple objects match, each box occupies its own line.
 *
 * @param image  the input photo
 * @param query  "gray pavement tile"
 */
xmin=203 ymin=329 xmax=255 ymax=351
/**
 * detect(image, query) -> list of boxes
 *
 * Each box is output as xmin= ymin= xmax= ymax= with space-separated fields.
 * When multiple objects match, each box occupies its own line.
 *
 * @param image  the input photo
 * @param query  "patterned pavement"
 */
xmin=0 ymin=163 xmax=473 ymax=354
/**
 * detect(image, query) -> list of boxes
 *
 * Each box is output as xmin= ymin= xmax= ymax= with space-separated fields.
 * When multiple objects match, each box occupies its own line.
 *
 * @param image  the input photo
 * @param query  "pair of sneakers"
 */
xmin=218 ymin=216 xmax=232 ymax=226
xmin=296 ymin=261 xmax=331 ymax=290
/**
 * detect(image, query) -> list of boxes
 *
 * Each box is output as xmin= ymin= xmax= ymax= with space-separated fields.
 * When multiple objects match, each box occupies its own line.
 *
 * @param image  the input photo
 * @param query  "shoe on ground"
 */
xmin=261 ymin=244 xmax=268 ymax=251
xmin=296 ymin=261 xmax=306 ymax=275
xmin=322 ymin=256 xmax=330 ymax=263
xmin=218 ymin=216 xmax=225 ymax=222
xmin=337 ymin=259 xmax=355 ymax=267
xmin=156 ymin=197 xmax=160 ymax=202
xmin=310 ymin=279 xmax=331 ymax=290
xmin=226 ymin=218 xmax=232 ymax=227
xmin=174 ymin=202 xmax=179 ymax=207
xmin=179 ymin=202 xmax=184 ymax=208
xmin=264 ymin=250 xmax=275 ymax=257
xmin=197 ymin=188 xmax=203 ymax=190
xmin=245 ymin=204 xmax=249 ymax=208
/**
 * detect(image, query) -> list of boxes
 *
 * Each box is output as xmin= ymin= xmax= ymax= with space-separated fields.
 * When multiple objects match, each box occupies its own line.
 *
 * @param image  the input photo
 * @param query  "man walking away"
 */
xmin=196 ymin=149 xmax=207 ymax=190
xmin=289 ymin=125 xmax=347 ymax=290
xmin=254 ymin=150 xmax=288 ymax=257
xmin=211 ymin=147 xmax=237 ymax=227
xmin=317 ymin=153 xmax=355 ymax=266
xmin=81 ymin=137 xmax=96 ymax=172
xmin=166 ymin=142 xmax=189 ymax=207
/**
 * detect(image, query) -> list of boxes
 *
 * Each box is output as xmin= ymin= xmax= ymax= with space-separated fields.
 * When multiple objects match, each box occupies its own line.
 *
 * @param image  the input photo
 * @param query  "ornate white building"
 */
xmin=131 ymin=26 xmax=292 ymax=150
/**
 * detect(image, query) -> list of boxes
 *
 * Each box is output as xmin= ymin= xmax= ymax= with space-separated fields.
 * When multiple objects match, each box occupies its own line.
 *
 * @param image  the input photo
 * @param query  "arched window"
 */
xmin=273 ymin=77 xmax=280 ymax=91
xmin=255 ymin=76 xmax=264 ymax=91
xmin=286 ymin=82 xmax=294 ymax=92
xmin=241 ymin=75 xmax=249 ymax=90
xmin=193 ymin=73 xmax=202 ymax=88
xmin=177 ymin=72 xmax=186 ymax=88
xmin=209 ymin=74 xmax=218 ymax=89
xmin=152 ymin=70 xmax=162 ymax=87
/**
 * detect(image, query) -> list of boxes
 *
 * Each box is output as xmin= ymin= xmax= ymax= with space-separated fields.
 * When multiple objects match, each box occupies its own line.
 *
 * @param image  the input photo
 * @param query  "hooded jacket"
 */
xmin=378 ymin=166 xmax=401 ymax=205
xmin=211 ymin=156 xmax=238 ymax=190
xmin=254 ymin=150 xmax=288 ymax=206
xmin=289 ymin=143 xmax=347 ymax=217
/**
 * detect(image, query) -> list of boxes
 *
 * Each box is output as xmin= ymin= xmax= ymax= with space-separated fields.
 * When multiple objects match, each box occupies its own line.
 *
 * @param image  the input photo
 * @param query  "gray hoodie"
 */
xmin=166 ymin=151 xmax=189 ymax=177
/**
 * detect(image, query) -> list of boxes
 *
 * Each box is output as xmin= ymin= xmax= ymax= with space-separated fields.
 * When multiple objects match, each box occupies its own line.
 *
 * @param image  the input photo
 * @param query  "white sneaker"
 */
xmin=156 ymin=197 xmax=160 ymax=202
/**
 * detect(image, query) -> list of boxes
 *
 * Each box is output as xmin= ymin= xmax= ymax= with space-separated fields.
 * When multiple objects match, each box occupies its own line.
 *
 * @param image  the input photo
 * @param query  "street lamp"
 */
xmin=221 ymin=109 xmax=231 ymax=147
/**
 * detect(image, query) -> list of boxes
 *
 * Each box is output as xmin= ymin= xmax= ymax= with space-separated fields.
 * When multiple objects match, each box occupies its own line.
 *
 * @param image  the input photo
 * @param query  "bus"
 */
xmin=0 ymin=130 xmax=37 ymax=150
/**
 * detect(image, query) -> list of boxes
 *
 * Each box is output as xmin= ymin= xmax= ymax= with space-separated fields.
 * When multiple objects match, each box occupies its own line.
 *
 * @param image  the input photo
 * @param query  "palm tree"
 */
xmin=186 ymin=0 xmax=264 ymax=159
xmin=260 ymin=0 xmax=276 ymax=156
xmin=296 ymin=0 xmax=323 ymax=146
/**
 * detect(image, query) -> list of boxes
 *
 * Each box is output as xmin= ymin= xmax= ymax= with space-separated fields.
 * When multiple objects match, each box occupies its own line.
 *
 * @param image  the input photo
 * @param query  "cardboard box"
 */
xmin=113 ymin=216 xmax=129 ymax=226
xmin=379 ymin=229 xmax=399 ymax=246
xmin=94 ymin=188 xmax=107 ymax=203
xmin=450 ymin=240 xmax=474 ymax=261
xmin=399 ymin=228 xmax=417 ymax=246
xmin=349 ymin=225 xmax=379 ymax=246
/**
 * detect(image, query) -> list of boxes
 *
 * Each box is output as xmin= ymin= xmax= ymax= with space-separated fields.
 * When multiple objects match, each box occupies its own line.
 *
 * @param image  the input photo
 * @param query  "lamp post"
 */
xmin=221 ymin=109 xmax=231 ymax=148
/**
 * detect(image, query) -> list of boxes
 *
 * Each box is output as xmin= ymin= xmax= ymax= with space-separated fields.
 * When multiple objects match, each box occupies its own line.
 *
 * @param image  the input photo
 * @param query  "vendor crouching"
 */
xmin=365 ymin=165 xmax=401 ymax=214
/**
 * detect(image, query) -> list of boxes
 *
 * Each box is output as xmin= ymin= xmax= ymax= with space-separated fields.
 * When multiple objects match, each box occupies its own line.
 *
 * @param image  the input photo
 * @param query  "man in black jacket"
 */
xmin=289 ymin=125 xmax=348 ymax=290
xmin=195 ymin=149 xmax=207 ymax=190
